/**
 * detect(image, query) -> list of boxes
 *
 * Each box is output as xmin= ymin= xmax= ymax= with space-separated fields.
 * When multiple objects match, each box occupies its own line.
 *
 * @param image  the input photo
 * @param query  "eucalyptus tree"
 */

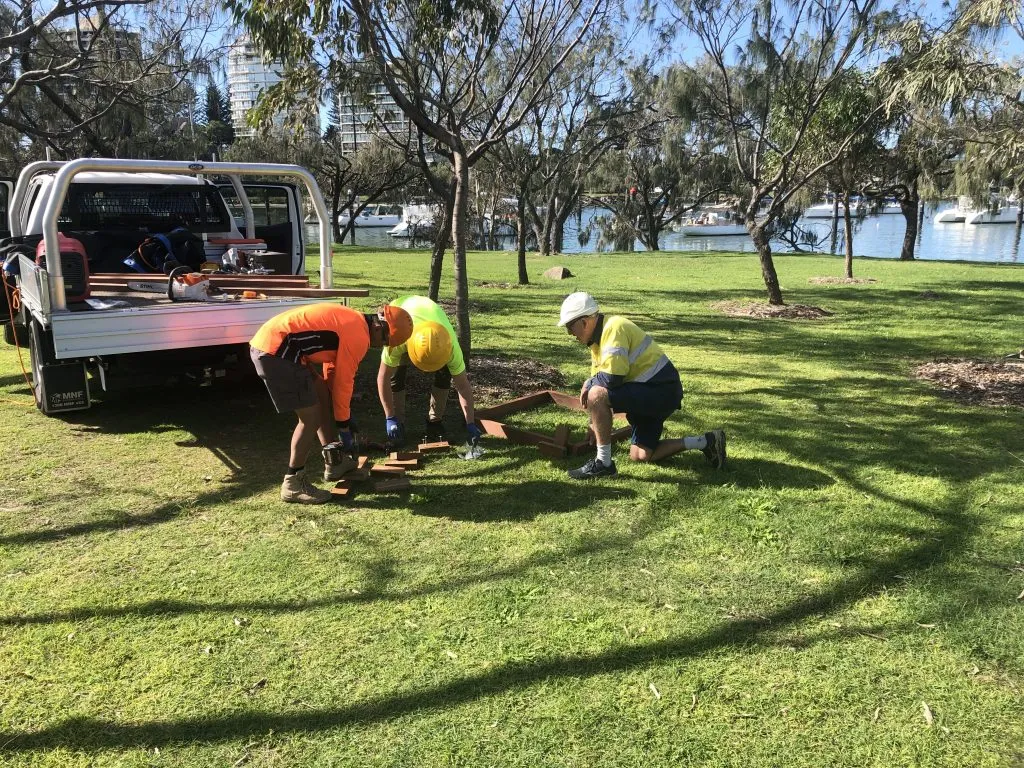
xmin=669 ymin=0 xmax=892 ymax=305
xmin=587 ymin=95 xmax=734 ymax=252
xmin=492 ymin=134 xmax=542 ymax=283
xmin=880 ymin=0 xmax=1023 ymax=227
xmin=514 ymin=41 xmax=641 ymax=258
xmin=230 ymin=0 xmax=616 ymax=352
xmin=790 ymin=70 xmax=889 ymax=275
xmin=0 ymin=0 xmax=225 ymax=157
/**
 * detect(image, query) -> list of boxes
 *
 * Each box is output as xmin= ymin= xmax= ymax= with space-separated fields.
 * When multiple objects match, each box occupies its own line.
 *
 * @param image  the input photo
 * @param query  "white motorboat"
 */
xmin=338 ymin=203 xmax=404 ymax=228
xmin=677 ymin=211 xmax=748 ymax=237
xmin=803 ymin=200 xmax=863 ymax=218
xmin=872 ymin=201 xmax=903 ymax=215
xmin=388 ymin=203 xmax=437 ymax=237
xmin=965 ymin=201 xmax=1021 ymax=224
xmin=935 ymin=198 xmax=970 ymax=223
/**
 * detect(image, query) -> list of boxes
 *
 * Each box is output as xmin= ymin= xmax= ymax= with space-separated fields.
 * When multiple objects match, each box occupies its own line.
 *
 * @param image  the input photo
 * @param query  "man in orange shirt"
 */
xmin=250 ymin=302 xmax=413 ymax=504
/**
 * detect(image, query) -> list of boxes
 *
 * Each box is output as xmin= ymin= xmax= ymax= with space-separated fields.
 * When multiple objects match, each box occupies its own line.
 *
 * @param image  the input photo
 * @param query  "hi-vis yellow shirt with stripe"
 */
xmin=589 ymin=315 xmax=671 ymax=384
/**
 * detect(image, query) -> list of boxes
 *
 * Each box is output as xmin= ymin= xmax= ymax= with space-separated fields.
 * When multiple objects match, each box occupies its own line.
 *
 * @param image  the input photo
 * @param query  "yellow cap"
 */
xmin=407 ymin=321 xmax=452 ymax=372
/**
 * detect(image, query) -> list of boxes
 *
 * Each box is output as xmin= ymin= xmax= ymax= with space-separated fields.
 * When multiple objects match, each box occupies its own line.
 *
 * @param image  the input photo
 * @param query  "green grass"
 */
xmin=1 ymin=248 xmax=1022 ymax=767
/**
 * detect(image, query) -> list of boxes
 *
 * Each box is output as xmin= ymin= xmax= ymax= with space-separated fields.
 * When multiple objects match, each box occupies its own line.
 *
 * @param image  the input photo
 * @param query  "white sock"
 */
xmin=683 ymin=435 xmax=707 ymax=450
xmin=596 ymin=444 xmax=612 ymax=465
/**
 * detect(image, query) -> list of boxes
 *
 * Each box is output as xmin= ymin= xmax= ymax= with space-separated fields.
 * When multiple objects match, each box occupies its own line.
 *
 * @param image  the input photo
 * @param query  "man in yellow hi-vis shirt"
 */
xmin=377 ymin=295 xmax=481 ymax=448
xmin=557 ymin=292 xmax=726 ymax=479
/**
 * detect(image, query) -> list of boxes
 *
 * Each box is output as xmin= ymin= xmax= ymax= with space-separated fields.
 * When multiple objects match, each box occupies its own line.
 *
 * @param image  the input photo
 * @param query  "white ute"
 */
xmin=0 ymin=158 xmax=366 ymax=416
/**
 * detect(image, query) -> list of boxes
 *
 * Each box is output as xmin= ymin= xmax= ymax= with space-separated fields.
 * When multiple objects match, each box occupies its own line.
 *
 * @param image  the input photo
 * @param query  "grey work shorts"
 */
xmin=250 ymin=346 xmax=317 ymax=413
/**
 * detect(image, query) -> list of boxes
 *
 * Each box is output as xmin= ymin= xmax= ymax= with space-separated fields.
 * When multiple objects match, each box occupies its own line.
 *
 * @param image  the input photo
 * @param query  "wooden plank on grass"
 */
xmin=369 ymin=464 xmax=406 ymax=477
xmin=93 ymin=282 xmax=369 ymax=298
xmin=331 ymin=481 xmax=355 ymax=499
xmin=417 ymin=441 xmax=450 ymax=453
xmin=479 ymin=419 xmax=562 ymax=448
xmin=382 ymin=458 xmax=420 ymax=469
xmin=374 ymin=477 xmax=412 ymax=493
xmin=552 ymin=424 xmax=571 ymax=446
xmin=390 ymin=451 xmax=422 ymax=461
xmin=474 ymin=390 xmax=554 ymax=420
xmin=538 ymin=442 xmax=567 ymax=458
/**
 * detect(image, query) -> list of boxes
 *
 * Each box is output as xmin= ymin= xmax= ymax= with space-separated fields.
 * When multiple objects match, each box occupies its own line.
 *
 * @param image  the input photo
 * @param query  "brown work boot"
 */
xmin=280 ymin=471 xmax=332 ymax=504
xmin=322 ymin=452 xmax=356 ymax=482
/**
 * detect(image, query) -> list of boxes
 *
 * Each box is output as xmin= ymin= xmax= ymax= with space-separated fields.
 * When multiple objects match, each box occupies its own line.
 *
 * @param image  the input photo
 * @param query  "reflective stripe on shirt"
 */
xmin=628 ymin=335 xmax=652 ymax=363
xmin=631 ymin=353 xmax=669 ymax=383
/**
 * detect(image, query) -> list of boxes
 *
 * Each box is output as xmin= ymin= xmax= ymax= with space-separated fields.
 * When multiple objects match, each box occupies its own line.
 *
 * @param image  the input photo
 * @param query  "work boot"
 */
xmin=567 ymin=457 xmax=618 ymax=480
xmin=322 ymin=452 xmax=356 ymax=482
xmin=424 ymin=419 xmax=448 ymax=443
xmin=281 ymin=471 xmax=332 ymax=504
xmin=701 ymin=429 xmax=727 ymax=470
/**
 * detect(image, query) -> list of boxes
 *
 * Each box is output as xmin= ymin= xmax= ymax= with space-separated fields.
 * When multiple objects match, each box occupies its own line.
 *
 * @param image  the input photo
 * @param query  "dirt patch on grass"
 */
xmin=473 ymin=280 xmax=521 ymax=289
xmin=354 ymin=353 xmax=565 ymax=407
xmin=712 ymin=301 xmax=834 ymax=320
xmin=808 ymin=277 xmax=878 ymax=285
xmin=914 ymin=356 xmax=1024 ymax=408
xmin=437 ymin=298 xmax=485 ymax=314
xmin=467 ymin=354 xmax=566 ymax=406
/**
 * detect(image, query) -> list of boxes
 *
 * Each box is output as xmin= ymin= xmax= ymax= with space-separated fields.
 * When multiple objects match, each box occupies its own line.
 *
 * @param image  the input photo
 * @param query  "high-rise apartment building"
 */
xmin=334 ymin=79 xmax=409 ymax=154
xmin=226 ymin=36 xmax=287 ymax=138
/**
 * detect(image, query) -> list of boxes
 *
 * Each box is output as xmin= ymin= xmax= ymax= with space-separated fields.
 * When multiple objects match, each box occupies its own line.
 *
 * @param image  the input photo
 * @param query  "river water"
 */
xmin=308 ymin=203 xmax=1024 ymax=263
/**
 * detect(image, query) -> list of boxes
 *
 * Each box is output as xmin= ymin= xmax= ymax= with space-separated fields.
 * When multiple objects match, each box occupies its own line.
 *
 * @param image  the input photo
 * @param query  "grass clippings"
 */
xmin=712 ymin=300 xmax=834 ymax=319
xmin=914 ymin=357 xmax=1024 ymax=408
xmin=807 ymin=277 xmax=878 ymax=284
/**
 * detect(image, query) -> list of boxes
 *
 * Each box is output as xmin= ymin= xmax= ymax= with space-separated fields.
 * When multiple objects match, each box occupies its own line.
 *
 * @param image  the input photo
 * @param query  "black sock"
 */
xmin=287 ymin=465 xmax=304 ymax=475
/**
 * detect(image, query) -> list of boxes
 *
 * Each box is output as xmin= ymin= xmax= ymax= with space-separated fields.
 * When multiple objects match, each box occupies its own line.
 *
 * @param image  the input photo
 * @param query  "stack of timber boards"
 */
xmin=88 ymin=273 xmax=369 ymax=300
xmin=330 ymin=442 xmax=450 ymax=502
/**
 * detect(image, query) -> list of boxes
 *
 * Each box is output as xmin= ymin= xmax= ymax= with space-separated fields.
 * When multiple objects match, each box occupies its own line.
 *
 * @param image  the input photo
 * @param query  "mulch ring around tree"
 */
xmin=353 ymin=353 xmax=566 ymax=408
xmin=914 ymin=356 xmax=1024 ymax=409
xmin=808 ymin=277 xmax=878 ymax=285
xmin=711 ymin=301 xmax=834 ymax=320
xmin=466 ymin=354 xmax=566 ymax=406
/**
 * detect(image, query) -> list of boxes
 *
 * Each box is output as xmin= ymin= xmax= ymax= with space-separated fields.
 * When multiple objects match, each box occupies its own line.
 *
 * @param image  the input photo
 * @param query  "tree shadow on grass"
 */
xmin=404 ymin=478 xmax=638 ymax=522
xmin=0 ymin=486 xmax=976 ymax=753
xmin=0 ymin=499 xmax=671 ymax=629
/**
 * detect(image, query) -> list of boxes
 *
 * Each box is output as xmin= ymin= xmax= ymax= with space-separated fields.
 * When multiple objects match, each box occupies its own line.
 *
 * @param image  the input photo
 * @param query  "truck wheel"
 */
xmin=5 ymin=322 xmax=27 ymax=346
xmin=28 ymin=320 xmax=90 ymax=415
xmin=28 ymin=320 xmax=49 ymax=412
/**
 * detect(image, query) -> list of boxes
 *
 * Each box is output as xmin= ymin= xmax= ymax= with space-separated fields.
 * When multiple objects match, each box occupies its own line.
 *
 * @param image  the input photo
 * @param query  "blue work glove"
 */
xmin=385 ymin=417 xmax=405 ymax=445
xmin=466 ymin=422 xmax=483 ymax=443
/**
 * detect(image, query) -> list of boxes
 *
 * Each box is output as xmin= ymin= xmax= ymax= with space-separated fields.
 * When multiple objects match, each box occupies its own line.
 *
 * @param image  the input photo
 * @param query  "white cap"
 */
xmin=557 ymin=292 xmax=599 ymax=326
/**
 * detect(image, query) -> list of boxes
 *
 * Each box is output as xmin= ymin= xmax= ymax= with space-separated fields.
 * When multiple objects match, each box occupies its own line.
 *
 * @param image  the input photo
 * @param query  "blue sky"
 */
xmin=652 ymin=0 xmax=1023 ymax=64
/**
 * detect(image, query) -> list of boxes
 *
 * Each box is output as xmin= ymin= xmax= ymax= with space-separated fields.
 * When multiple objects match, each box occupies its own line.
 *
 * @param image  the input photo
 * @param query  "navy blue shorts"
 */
xmin=605 ymin=378 xmax=683 ymax=450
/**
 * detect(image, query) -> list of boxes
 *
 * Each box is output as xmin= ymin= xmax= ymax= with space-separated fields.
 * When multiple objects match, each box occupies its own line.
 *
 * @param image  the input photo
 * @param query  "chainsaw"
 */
xmin=126 ymin=266 xmax=236 ymax=302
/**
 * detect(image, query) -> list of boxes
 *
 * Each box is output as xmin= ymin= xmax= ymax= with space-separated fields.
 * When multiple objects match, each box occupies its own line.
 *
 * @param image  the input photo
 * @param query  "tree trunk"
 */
xmin=553 ymin=204 xmax=572 ymax=253
xmin=428 ymin=182 xmax=456 ymax=301
xmin=829 ymin=195 xmax=840 ymax=255
xmin=539 ymin=193 xmax=558 ymax=256
xmin=899 ymin=179 xmax=919 ymax=261
xmin=331 ymin=182 xmax=343 ymax=243
xmin=517 ymin=194 xmax=529 ymax=285
xmin=843 ymin=190 xmax=854 ymax=279
xmin=748 ymin=221 xmax=784 ymax=305
xmin=451 ymin=151 xmax=472 ymax=354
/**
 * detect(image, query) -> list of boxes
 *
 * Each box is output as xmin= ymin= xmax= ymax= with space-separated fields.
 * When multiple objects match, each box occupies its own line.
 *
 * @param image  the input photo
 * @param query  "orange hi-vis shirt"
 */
xmin=250 ymin=303 xmax=370 ymax=420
